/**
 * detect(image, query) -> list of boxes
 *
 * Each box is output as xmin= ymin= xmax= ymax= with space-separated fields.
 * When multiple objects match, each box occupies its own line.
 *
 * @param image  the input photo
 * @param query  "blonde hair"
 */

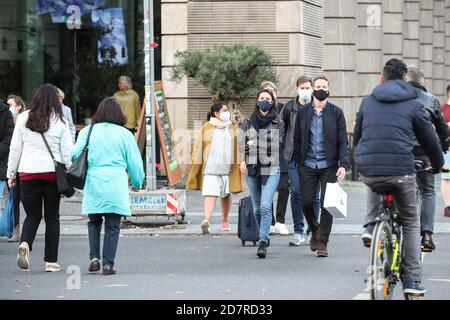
xmin=260 ymin=81 xmax=278 ymax=94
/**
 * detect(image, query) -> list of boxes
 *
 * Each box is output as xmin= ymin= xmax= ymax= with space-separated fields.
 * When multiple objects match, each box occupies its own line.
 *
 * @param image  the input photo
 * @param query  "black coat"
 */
xmin=409 ymin=82 xmax=449 ymax=154
xmin=354 ymin=79 xmax=444 ymax=176
xmin=0 ymin=102 xmax=14 ymax=180
xmin=293 ymin=102 xmax=349 ymax=169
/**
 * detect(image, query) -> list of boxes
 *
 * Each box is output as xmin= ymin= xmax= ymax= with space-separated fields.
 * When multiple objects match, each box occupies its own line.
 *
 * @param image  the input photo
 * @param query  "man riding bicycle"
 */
xmin=353 ymin=59 xmax=445 ymax=295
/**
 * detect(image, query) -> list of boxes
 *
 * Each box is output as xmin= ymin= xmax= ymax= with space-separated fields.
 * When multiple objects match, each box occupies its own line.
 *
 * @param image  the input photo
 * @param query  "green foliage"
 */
xmin=170 ymin=43 xmax=277 ymax=102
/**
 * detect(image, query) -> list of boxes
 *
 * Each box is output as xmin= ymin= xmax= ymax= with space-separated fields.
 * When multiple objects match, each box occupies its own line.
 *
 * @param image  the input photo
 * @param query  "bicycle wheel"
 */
xmin=369 ymin=221 xmax=395 ymax=300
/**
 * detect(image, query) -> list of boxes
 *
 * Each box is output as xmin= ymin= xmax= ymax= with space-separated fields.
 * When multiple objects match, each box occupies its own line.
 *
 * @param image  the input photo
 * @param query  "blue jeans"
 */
xmin=288 ymin=161 xmax=320 ymax=234
xmin=88 ymin=214 xmax=122 ymax=267
xmin=246 ymin=169 xmax=281 ymax=242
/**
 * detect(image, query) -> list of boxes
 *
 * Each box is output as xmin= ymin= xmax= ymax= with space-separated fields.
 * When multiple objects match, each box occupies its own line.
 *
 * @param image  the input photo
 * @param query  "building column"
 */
xmin=323 ymin=0 xmax=357 ymax=124
xmin=403 ymin=0 xmax=420 ymax=66
xmin=433 ymin=0 xmax=445 ymax=100
xmin=356 ymin=1 xmax=383 ymax=102
xmin=382 ymin=0 xmax=404 ymax=62
xmin=419 ymin=0 xmax=434 ymax=90
xmin=445 ymin=0 xmax=450 ymax=96
xmin=161 ymin=0 xmax=188 ymax=132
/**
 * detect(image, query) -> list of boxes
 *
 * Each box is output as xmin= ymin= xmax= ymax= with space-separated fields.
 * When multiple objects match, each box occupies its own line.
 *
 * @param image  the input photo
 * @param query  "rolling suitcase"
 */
xmin=237 ymin=196 xmax=259 ymax=246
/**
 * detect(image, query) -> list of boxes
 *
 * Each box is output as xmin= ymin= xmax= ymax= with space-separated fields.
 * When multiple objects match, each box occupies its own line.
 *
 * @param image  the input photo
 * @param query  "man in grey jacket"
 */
xmin=405 ymin=66 xmax=449 ymax=252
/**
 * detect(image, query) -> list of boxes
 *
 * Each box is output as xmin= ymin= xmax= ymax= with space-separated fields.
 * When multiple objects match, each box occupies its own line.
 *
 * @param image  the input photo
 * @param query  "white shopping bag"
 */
xmin=324 ymin=182 xmax=347 ymax=219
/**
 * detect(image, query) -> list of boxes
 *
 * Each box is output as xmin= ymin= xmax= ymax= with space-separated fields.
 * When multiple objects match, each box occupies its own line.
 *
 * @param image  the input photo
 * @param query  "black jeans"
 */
xmin=88 ymin=214 xmax=122 ymax=267
xmin=13 ymin=175 xmax=20 ymax=227
xmin=298 ymin=165 xmax=338 ymax=244
xmin=275 ymin=172 xmax=290 ymax=224
xmin=20 ymin=179 xmax=61 ymax=263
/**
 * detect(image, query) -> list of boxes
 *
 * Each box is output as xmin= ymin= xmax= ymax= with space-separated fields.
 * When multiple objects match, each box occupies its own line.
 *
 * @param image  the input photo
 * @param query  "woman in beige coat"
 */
xmin=187 ymin=102 xmax=242 ymax=234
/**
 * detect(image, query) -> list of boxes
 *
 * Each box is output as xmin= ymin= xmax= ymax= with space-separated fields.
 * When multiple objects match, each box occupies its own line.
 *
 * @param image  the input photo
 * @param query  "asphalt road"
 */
xmin=1 ymin=235 xmax=450 ymax=300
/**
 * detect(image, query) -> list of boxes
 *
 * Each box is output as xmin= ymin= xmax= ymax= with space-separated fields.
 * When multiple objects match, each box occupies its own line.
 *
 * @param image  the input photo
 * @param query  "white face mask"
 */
xmin=219 ymin=111 xmax=231 ymax=122
xmin=298 ymin=89 xmax=312 ymax=101
xmin=9 ymin=106 xmax=17 ymax=117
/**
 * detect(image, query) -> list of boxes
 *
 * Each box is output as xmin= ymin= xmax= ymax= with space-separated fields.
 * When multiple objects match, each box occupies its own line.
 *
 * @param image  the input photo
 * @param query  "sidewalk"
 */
xmin=14 ymin=181 xmax=450 ymax=237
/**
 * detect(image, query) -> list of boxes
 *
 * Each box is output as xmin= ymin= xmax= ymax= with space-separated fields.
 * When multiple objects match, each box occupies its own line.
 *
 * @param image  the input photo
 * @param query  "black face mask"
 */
xmin=313 ymin=90 xmax=330 ymax=102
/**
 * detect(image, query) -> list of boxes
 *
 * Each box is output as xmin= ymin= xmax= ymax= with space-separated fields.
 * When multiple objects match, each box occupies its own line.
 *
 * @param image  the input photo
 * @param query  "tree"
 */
xmin=170 ymin=43 xmax=277 ymax=124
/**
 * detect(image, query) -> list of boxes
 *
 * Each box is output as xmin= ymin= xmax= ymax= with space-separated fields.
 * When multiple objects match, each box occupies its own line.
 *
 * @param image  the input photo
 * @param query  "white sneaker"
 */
xmin=17 ymin=242 xmax=30 ymax=270
xmin=200 ymin=220 xmax=210 ymax=235
xmin=275 ymin=223 xmax=289 ymax=235
xmin=289 ymin=233 xmax=307 ymax=246
xmin=45 ymin=262 xmax=61 ymax=272
xmin=269 ymin=225 xmax=277 ymax=235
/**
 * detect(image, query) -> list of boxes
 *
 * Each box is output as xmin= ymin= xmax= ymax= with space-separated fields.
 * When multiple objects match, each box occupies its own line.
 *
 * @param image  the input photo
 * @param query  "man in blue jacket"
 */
xmin=354 ymin=59 xmax=445 ymax=296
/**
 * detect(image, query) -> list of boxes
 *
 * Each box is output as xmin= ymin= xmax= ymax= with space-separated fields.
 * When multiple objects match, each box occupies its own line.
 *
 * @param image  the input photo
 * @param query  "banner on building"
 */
xmin=37 ymin=0 xmax=104 ymax=23
xmin=91 ymin=8 xmax=128 ymax=65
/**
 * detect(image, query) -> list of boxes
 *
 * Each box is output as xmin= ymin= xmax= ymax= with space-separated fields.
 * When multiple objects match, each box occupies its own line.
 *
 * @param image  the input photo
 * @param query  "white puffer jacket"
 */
xmin=7 ymin=110 xmax=73 ymax=178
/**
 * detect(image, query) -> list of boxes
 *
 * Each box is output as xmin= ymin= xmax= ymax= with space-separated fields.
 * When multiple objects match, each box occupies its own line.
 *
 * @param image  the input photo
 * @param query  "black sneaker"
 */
xmin=257 ymin=240 xmax=268 ymax=259
xmin=403 ymin=279 xmax=426 ymax=296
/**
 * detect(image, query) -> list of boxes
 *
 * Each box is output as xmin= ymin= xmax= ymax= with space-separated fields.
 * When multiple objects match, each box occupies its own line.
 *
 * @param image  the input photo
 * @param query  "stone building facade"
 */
xmin=161 ymin=0 xmax=450 ymax=132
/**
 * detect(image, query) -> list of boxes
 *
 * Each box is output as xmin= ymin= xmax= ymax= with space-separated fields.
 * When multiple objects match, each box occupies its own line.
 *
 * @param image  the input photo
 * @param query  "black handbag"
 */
xmin=41 ymin=134 xmax=75 ymax=198
xmin=67 ymin=124 xmax=94 ymax=189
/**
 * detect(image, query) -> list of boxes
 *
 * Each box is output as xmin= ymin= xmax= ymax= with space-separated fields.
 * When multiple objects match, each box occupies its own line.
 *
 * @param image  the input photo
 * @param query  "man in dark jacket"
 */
xmin=280 ymin=76 xmax=321 ymax=246
xmin=293 ymin=76 xmax=349 ymax=258
xmin=405 ymin=65 xmax=449 ymax=252
xmin=0 ymin=102 xmax=14 ymax=181
xmin=354 ymin=59 xmax=445 ymax=296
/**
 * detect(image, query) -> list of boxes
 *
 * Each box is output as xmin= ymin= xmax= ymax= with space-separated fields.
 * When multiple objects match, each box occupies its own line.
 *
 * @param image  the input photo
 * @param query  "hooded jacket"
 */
xmin=354 ymin=79 xmax=444 ymax=176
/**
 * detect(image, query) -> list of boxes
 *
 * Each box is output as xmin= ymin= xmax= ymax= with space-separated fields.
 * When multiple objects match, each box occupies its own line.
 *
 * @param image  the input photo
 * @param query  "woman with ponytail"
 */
xmin=187 ymin=102 xmax=242 ymax=234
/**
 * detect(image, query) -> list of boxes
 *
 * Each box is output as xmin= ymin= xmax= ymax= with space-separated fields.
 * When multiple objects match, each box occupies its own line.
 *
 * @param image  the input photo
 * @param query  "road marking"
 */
xmin=428 ymin=279 xmax=450 ymax=283
xmin=104 ymin=284 xmax=129 ymax=287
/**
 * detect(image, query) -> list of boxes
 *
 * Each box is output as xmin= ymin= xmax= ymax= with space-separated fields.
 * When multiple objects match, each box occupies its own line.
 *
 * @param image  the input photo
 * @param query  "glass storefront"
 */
xmin=0 ymin=0 xmax=161 ymax=124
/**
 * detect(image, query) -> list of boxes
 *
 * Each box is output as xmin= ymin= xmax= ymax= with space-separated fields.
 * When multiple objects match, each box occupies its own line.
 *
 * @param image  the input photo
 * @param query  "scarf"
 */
xmin=249 ymin=110 xmax=277 ymax=131
xmin=247 ymin=110 xmax=278 ymax=185
xmin=209 ymin=117 xmax=232 ymax=129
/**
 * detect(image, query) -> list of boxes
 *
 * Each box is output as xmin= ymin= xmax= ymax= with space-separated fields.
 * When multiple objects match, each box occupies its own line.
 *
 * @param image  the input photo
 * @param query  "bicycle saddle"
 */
xmin=370 ymin=182 xmax=396 ymax=195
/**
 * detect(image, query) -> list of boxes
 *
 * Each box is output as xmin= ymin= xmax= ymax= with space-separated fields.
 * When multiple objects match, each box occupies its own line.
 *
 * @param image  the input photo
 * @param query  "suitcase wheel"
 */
xmin=253 ymin=241 xmax=257 ymax=246
xmin=242 ymin=241 xmax=245 ymax=247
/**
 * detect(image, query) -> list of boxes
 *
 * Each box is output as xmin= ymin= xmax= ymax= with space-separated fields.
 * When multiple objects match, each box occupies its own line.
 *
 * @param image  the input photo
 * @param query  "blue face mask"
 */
xmin=257 ymin=99 xmax=273 ymax=112
xmin=298 ymin=89 xmax=312 ymax=101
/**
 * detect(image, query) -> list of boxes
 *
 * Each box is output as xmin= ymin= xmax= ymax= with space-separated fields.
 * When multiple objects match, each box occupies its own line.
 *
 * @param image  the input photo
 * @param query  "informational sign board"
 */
xmin=136 ymin=81 xmax=182 ymax=186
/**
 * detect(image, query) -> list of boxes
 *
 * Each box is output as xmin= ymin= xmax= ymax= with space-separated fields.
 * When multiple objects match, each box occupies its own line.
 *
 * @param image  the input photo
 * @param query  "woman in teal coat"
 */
xmin=71 ymin=97 xmax=144 ymax=275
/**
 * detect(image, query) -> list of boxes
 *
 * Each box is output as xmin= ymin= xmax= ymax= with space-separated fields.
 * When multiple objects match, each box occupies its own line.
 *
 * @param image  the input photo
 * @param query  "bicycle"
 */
xmin=366 ymin=165 xmax=449 ymax=300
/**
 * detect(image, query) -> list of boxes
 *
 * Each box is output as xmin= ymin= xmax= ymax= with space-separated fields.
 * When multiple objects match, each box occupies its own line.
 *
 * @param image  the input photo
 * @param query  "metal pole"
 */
xmin=143 ymin=0 xmax=157 ymax=191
